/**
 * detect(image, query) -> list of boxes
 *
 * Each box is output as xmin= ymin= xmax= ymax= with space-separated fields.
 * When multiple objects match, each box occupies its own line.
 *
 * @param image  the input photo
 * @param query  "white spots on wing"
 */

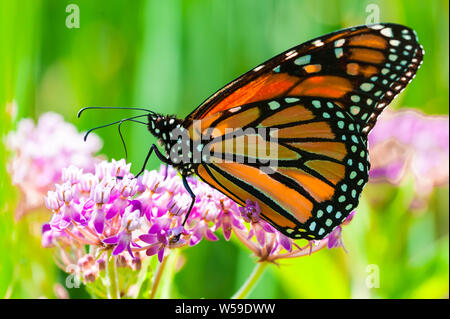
xmin=285 ymin=50 xmax=298 ymax=58
xmin=360 ymin=82 xmax=374 ymax=92
xmin=294 ymin=55 xmax=311 ymax=65
xmin=334 ymin=39 xmax=346 ymax=47
xmin=229 ymin=106 xmax=241 ymax=113
xmin=388 ymin=54 xmax=398 ymax=62
xmin=380 ymin=27 xmax=393 ymax=38
xmin=312 ymin=39 xmax=324 ymax=47
xmin=351 ymin=95 xmax=360 ymax=103
xmin=268 ymin=101 xmax=281 ymax=110
xmin=335 ymin=48 xmax=344 ymax=58
xmin=253 ymin=64 xmax=264 ymax=72
xmin=370 ymin=24 xmax=384 ymax=30
xmin=390 ymin=39 xmax=400 ymax=47
xmin=285 ymin=97 xmax=300 ymax=103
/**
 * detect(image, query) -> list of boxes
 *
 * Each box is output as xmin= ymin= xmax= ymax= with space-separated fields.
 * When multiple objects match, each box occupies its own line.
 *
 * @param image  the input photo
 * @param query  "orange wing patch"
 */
xmin=303 ymin=64 xmax=322 ymax=74
xmin=276 ymin=167 xmax=335 ymax=202
xmin=348 ymin=48 xmax=385 ymax=64
xmin=348 ymin=34 xmax=387 ymax=50
xmin=198 ymin=164 xmax=298 ymax=229
xmin=286 ymin=141 xmax=347 ymax=161
xmin=212 ymin=107 xmax=260 ymax=138
xmin=197 ymin=164 xmax=245 ymax=204
xmin=304 ymin=160 xmax=345 ymax=185
xmin=289 ymin=76 xmax=353 ymax=99
xmin=213 ymin=162 xmax=313 ymax=223
xmin=202 ymin=73 xmax=301 ymax=118
xmin=273 ymin=121 xmax=335 ymax=139
xmin=208 ymin=134 xmax=300 ymax=161
xmin=188 ymin=112 xmax=223 ymax=142
xmin=346 ymin=63 xmax=379 ymax=77
xmin=261 ymin=105 xmax=315 ymax=127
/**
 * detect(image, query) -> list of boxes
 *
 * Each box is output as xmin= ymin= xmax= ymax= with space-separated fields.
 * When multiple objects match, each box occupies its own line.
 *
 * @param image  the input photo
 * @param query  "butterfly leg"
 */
xmin=181 ymin=175 xmax=196 ymax=227
xmin=163 ymin=164 xmax=169 ymax=181
xmin=134 ymin=144 xmax=168 ymax=178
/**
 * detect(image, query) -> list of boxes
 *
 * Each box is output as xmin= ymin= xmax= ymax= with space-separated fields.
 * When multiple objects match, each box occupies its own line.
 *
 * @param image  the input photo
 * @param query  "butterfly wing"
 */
xmin=183 ymin=23 xmax=423 ymax=239
xmin=195 ymin=98 xmax=369 ymax=239
xmin=185 ymin=23 xmax=424 ymax=135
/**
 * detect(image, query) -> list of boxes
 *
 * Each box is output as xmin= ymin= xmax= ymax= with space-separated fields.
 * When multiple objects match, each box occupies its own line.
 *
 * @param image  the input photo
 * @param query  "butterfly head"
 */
xmin=147 ymin=113 xmax=184 ymax=150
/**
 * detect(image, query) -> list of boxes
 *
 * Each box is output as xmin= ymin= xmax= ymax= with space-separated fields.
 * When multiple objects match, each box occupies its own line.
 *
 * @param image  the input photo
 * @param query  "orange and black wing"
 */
xmin=184 ymin=23 xmax=423 ymax=239
xmin=194 ymin=98 xmax=369 ymax=239
xmin=185 ymin=23 xmax=424 ymax=135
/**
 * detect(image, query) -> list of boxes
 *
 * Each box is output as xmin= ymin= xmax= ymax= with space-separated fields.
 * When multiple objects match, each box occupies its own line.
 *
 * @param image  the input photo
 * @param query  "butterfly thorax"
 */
xmin=147 ymin=113 xmax=198 ymax=176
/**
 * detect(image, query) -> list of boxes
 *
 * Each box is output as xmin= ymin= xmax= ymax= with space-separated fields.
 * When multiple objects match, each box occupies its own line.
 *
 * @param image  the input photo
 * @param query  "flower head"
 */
xmin=6 ymin=112 xmax=102 ymax=218
xmin=42 ymin=158 xmax=358 ymax=292
xmin=368 ymin=109 xmax=449 ymax=208
xmin=239 ymin=200 xmax=275 ymax=246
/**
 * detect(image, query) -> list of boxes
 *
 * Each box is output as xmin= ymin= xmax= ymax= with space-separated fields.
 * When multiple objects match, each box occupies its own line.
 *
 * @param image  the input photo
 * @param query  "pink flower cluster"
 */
xmin=368 ymin=109 xmax=449 ymax=208
xmin=43 ymin=159 xmax=349 ymax=280
xmin=5 ymin=112 xmax=102 ymax=218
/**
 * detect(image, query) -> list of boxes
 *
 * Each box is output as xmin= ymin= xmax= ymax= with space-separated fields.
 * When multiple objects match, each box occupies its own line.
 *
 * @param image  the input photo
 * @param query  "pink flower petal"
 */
xmin=146 ymin=245 xmax=159 ymax=257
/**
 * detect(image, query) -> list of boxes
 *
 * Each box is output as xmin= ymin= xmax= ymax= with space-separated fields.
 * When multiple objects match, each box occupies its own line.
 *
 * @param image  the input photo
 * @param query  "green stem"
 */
xmin=105 ymin=251 xmax=120 ymax=299
xmin=232 ymin=262 xmax=269 ymax=299
xmin=149 ymin=254 xmax=169 ymax=299
xmin=133 ymin=257 xmax=152 ymax=299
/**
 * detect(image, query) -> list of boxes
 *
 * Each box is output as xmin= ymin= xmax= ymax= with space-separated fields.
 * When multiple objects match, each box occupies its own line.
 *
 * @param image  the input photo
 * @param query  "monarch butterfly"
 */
xmin=79 ymin=23 xmax=423 ymax=240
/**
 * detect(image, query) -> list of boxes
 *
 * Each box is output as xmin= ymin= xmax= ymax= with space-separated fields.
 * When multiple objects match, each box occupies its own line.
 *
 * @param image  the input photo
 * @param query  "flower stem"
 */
xmin=133 ymin=257 xmax=152 ymax=298
xmin=232 ymin=262 xmax=269 ymax=299
xmin=105 ymin=251 xmax=120 ymax=299
xmin=149 ymin=254 xmax=168 ymax=299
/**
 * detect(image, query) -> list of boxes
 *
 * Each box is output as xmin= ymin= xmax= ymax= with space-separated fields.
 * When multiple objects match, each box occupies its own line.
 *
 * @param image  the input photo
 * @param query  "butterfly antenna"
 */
xmin=118 ymin=120 xmax=129 ymax=162
xmin=83 ymin=114 xmax=148 ymax=141
xmin=77 ymin=106 xmax=155 ymax=118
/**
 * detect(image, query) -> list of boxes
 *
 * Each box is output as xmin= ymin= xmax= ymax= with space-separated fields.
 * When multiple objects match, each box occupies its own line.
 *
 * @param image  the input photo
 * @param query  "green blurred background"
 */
xmin=0 ymin=0 xmax=448 ymax=298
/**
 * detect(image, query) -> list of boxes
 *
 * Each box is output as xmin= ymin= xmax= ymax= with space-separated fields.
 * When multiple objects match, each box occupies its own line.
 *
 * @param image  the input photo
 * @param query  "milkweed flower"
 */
xmin=5 ymin=112 xmax=102 ymax=219
xmin=42 ymin=160 xmax=356 ymax=297
xmin=368 ymin=109 xmax=449 ymax=208
xmin=234 ymin=200 xmax=354 ymax=263
xmin=239 ymin=200 xmax=275 ymax=246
